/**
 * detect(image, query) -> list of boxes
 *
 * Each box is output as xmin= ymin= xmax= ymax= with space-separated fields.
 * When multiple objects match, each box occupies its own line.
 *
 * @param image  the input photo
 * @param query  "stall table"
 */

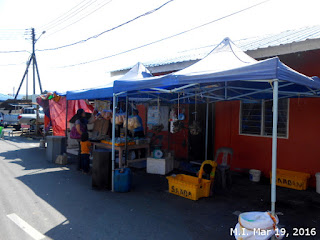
xmin=93 ymin=142 xmax=150 ymax=167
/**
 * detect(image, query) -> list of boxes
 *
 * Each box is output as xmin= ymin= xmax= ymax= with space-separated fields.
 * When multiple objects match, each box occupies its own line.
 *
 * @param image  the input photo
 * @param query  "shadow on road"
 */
xmin=0 ymin=141 xmax=58 ymax=171
xmin=1 ymin=138 xmax=320 ymax=239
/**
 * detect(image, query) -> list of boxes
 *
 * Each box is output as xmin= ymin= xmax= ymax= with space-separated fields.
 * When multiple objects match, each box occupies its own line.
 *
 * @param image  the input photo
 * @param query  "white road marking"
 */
xmin=7 ymin=213 xmax=45 ymax=240
xmin=25 ymin=167 xmax=69 ymax=176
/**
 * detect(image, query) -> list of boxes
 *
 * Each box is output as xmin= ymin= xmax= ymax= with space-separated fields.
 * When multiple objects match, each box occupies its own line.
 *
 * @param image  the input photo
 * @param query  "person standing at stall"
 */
xmin=75 ymin=109 xmax=88 ymax=136
xmin=132 ymin=109 xmax=144 ymax=138
xmin=132 ymin=109 xmax=145 ymax=158
xmin=74 ymin=109 xmax=88 ymax=171
xmin=80 ymin=132 xmax=91 ymax=174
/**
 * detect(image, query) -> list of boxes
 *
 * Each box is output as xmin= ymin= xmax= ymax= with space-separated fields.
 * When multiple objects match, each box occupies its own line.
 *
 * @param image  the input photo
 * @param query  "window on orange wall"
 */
xmin=240 ymin=99 xmax=289 ymax=138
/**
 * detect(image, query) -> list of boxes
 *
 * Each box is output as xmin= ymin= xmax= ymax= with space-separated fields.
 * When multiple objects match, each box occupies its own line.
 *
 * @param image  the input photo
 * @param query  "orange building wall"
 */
xmin=136 ymin=104 xmax=189 ymax=159
xmin=215 ymin=98 xmax=320 ymax=186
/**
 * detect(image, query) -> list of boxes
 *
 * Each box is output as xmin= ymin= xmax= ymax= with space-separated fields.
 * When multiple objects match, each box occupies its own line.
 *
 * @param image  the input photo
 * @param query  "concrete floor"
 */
xmin=0 ymin=136 xmax=319 ymax=240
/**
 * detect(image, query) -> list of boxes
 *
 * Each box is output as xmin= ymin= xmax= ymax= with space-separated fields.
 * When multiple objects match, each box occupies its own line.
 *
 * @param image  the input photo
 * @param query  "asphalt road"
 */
xmin=0 ymin=137 xmax=66 ymax=240
xmin=0 ymin=137 xmax=197 ymax=240
xmin=1 ymin=136 xmax=320 ymax=240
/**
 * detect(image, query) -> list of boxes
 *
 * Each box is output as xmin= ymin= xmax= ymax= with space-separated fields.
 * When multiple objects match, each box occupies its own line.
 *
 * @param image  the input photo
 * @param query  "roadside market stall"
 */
xmin=110 ymin=37 xmax=320 ymax=216
xmin=37 ymin=92 xmax=93 ymax=136
xmin=65 ymin=38 xmax=320 ymax=219
xmin=66 ymin=62 xmax=155 ymax=183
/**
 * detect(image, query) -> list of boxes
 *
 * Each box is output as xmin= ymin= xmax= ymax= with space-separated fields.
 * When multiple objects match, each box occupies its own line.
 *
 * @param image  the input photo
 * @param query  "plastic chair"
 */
xmin=214 ymin=147 xmax=233 ymax=189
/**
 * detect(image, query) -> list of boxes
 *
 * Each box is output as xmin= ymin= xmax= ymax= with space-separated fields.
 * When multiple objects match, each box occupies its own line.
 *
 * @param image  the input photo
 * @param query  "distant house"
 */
xmin=0 ymin=93 xmax=13 ymax=102
xmin=112 ymin=26 xmax=320 ymax=186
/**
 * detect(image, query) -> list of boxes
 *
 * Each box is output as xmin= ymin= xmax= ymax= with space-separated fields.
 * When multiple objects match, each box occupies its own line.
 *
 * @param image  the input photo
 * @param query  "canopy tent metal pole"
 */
xmin=150 ymin=83 xmax=197 ymax=94
xmin=124 ymin=96 xmax=129 ymax=167
xmin=224 ymin=81 xmax=227 ymax=100
xmin=170 ymin=87 xmax=226 ymax=101
xmin=271 ymin=80 xmax=279 ymax=216
xmin=65 ymin=100 xmax=69 ymax=149
xmin=228 ymin=86 xmax=315 ymax=96
xmin=111 ymin=94 xmax=117 ymax=192
xmin=227 ymin=82 xmax=294 ymax=101
xmin=205 ymin=102 xmax=209 ymax=160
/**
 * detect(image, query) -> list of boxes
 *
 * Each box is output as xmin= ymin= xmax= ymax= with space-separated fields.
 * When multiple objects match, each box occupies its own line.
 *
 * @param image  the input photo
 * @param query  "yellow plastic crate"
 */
xmin=270 ymin=169 xmax=310 ymax=190
xmin=166 ymin=160 xmax=217 ymax=200
xmin=167 ymin=174 xmax=212 ymax=200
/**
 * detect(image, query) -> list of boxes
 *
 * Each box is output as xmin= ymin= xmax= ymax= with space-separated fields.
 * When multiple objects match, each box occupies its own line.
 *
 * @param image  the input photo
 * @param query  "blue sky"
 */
xmin=0 ymin=0 xmax=319 ymax=95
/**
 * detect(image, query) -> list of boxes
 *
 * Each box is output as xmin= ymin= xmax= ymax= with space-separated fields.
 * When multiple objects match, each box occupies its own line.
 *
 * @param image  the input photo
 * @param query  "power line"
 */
xmin=42 ymin=0 xmax=102 ymax=32
xmin=0 ymin=29 xmax=29 ymax=33
xmin=0 ymin=36 xmax=26 ymax=41
xmin=37 ymin=0 xmax=175 ymax=52
xmin=46 ymin=0 xmax=113 ymax=37
xmin=0 ymin=28 xmax=34 ymax=52
xmin=0 ymin=29 xmax=32 ymax=42
xmin=0 ymin=29 xmax=28 ymax=40
xmin=44 ymin=0 xmax=100 ymax=32
xmin=0 ymin=29 xmax=26 ymax=34
xmin=58 ymin=0 xmax=270 ymax=68
xmin=39 ymin=0 xmax=95 ymax=30
xmin=0 ymin=50 xmax=28 ymax=53
xmin=0 ymin=61 xmax=26 ymax=67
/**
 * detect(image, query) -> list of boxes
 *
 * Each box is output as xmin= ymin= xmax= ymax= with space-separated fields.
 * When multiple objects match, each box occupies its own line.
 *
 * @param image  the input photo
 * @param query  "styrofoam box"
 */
xmin=147 ymin=157 xmax=174 ymax=175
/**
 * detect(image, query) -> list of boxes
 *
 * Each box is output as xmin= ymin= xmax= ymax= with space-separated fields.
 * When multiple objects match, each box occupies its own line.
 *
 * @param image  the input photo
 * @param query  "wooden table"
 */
xmin=93 ymin=142 xmax=150 ymax=167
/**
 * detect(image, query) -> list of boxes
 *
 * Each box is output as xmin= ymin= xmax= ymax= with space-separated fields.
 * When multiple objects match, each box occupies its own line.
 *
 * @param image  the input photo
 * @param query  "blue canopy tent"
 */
xmin=66 ymin=62 xmax=153 ymax=100
xmin=65 ymin=62 xmax=154 ymax=192
xmin=110 ymin=38 xmax=320 ymax=215
xmin=113 ymin=38 xmax=319 ymax=99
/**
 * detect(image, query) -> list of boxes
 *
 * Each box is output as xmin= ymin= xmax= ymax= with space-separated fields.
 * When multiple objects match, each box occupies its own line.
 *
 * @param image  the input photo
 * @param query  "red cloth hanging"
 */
xmin=38 ymin=96 xmax=93 ymax=136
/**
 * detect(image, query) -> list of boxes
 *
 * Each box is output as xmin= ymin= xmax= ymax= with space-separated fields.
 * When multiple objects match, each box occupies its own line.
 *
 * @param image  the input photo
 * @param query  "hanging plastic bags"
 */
xmin=124 ymin=116 xmax=141 ymax=131
xmin=102 ymin=110 xmax=112 ymax=120
xmin=115 ymin=114 xmax=125 ymax=125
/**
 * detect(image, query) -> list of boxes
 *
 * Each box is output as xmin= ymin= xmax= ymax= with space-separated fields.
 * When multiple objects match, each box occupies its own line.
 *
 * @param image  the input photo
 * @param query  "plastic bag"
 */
xmin=189 ymin=121 xmax=201 ymax=135
xmin=115 ymin=114 xmax=125 ymax=125
xmin=102 ymin=110 xmax=112 ymax=120
xmin=124 ymin=116 xmax=141 ymax=131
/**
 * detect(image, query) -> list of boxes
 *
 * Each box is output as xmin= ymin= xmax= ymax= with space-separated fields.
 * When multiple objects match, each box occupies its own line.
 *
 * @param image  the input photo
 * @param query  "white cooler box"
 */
xmin=147 ymin=157 xmax=174 ymax=175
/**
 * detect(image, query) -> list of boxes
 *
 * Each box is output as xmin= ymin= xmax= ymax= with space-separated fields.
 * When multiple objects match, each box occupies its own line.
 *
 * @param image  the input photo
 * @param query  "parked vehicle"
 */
xmin=3 ymin=112 xmax=20 ymax=130
xmin=0 ymin=112 xmax=4 ymax=126
xmin=18 ymin=107 xmax=45 ymax=126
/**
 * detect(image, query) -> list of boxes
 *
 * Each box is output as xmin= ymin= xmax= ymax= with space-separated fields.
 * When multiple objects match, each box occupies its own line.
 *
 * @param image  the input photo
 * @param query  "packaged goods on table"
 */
xmin=101 ymin=137 xmax=135 ymax=147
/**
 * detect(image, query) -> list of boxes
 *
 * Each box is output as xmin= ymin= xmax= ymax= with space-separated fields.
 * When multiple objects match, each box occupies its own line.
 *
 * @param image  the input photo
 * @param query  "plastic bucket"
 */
xmin=39 ymin=139 xmax=46 ymax=148
xmin=316 ymin=173 xmax=320 ymax=194
xmin=249 ymin=169 xmax=261 ymax=182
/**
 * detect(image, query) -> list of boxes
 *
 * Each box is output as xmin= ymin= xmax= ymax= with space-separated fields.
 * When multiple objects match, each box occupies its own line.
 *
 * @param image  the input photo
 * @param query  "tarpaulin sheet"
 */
xmin=37 ymin=96 xmax=93 ymax=136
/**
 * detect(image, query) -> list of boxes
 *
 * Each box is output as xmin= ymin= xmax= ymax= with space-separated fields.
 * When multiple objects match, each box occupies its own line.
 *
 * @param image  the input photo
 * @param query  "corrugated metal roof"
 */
xmin=139 ymin=25 xmax=320 ymax=69
xmin=0 ymin=93 xmax=13 ymax=102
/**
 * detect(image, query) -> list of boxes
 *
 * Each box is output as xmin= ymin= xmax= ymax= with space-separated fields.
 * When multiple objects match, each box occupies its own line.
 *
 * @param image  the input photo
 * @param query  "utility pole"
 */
xmin=14 ymin=28 xmax=45 ymax=100
xmin=32 ymin=28 xmax=35 ymax=95
xmin=26 ymin=61 xmax=28 ymax=100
